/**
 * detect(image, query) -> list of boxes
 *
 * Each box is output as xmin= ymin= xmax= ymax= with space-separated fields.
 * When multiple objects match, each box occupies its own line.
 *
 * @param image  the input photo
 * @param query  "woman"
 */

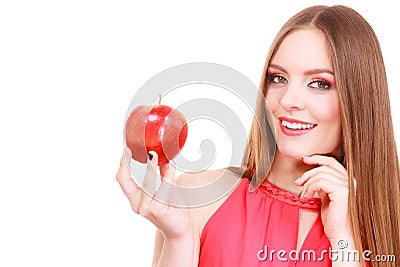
xmin=116 ymin=5 xmax=400 ymax=267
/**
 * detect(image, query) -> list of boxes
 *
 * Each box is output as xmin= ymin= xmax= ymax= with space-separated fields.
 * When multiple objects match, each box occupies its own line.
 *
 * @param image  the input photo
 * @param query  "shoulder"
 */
xmin=176 ymin=168 xmax=233 ymax=187
xmin=176 ymin=168 xmax=243 ymax=237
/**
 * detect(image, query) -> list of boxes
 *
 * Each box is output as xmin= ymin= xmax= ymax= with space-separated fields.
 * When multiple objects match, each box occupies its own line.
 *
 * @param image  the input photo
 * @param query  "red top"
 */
xmin=199 ymin=178 xmax=331 ymax=266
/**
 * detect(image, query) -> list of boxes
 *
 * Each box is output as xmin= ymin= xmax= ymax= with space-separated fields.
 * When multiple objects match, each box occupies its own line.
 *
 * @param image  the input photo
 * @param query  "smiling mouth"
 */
xmin=281 ymin=119 xmax=316 ymax=130
xmin=279 ymin=118 xmax=317 ymax=136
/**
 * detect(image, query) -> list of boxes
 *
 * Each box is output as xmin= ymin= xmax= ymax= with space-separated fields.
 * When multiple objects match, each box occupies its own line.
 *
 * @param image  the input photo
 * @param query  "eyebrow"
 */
xmin=268 ymin=64 xmax=334 ymax=76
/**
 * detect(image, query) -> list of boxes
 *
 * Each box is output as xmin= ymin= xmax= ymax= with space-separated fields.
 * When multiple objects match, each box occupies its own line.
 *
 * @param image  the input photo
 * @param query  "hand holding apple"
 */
xmin=125 ymin=100 xmax=188 ymax=166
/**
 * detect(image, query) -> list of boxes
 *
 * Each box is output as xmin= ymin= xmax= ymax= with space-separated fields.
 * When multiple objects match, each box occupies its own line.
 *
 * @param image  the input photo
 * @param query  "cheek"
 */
xmin=313 ymin=97 xmax=342 ymax=145
xmin=314 ymin=97 xmax=340 ymax=125
xmin=265 ymin=92 xmax=282 ymax=137
xmin=265 ymin=89 xmax=279 ymax=113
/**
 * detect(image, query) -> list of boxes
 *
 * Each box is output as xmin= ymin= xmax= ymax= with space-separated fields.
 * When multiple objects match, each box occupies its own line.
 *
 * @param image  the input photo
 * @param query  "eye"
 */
xmin=270 ymin=75 xmax=288 ymax=85
xmin=308 ymin=79 xmax=331 ymax=90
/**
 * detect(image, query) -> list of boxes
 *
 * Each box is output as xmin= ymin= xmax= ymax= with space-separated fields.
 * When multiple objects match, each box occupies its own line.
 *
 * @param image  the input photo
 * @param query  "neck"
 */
xmin=267 ymin=151 xmax=315 ymax=195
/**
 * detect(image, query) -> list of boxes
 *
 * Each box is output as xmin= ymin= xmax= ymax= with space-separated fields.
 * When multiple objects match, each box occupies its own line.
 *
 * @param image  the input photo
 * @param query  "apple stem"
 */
xmin=158 ymin=94 xmax=162 ymax=105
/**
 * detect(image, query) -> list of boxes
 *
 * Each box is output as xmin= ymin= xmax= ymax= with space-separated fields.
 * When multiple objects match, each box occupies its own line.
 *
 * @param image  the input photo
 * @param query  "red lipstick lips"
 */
xmin=278 ymin=116 xmax=317 ymax=136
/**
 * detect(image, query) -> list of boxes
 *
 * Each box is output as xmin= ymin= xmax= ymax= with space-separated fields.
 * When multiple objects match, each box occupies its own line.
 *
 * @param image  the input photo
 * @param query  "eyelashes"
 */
xmin=268 ymin=73 xmax=334 ymax=91
xmin=269 ymin=74 xmax=288 ymax=85
xmin=308 ymin=79 xmax=332 ymax=91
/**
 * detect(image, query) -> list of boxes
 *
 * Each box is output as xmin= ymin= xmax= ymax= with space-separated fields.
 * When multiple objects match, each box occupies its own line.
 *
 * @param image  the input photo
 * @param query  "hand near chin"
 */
xmin=294 ymin=155 xmax=355 ymax=247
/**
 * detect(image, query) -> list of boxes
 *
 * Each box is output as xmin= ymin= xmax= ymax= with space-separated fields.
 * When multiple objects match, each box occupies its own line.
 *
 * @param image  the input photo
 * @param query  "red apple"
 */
xmin=125 ymin=104 xmax=188 ymax=166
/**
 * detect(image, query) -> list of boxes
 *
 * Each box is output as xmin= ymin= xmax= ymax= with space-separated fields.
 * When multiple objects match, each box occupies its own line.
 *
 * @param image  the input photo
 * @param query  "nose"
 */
xmin=279 ymin=82 xmax=305 ymax=111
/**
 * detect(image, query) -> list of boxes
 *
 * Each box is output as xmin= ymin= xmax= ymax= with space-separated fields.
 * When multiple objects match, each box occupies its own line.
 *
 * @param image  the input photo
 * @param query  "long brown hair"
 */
xmin=240 ymin=5 xmax=400 ymax=266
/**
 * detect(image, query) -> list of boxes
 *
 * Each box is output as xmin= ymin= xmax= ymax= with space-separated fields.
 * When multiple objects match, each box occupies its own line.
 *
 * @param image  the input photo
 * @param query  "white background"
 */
xmin=0 ymin=1 xmax=399 ymax=266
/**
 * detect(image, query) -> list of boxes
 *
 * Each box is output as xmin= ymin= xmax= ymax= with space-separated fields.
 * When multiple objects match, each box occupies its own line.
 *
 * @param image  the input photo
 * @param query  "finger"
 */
xmin=142 ymin=151 xmax=158 ymax=196
xmin=116 ymin=149 xmax=143 ymax=212
xmin=301 ymin=174 xmax=347 ymax=198
xmin=302 ymin=155 xmax=347 ymax=176
xmin=157 ymin=161 xmax=189 ymax=208
xmin=156 ymin=182 xmax=188 ymax=208
xmin=117 ymin=147 xmax=131 ymax=173
xmin=318 ymin=190 xmax=329 ymax=204
xmin=123 ymin=147 xmax=132 ymax=166
xmin=157 ymin=162 xmax=177 ymax=204
xmin=295 ymin=165 xmax=346 ymax=186
xmin=160 ymin=161 xmax=176 ymax=184
xmin=303 ymin=179 xmax=349 ymax=201
xmin=116 ymin=148 xmax=139 ymax=193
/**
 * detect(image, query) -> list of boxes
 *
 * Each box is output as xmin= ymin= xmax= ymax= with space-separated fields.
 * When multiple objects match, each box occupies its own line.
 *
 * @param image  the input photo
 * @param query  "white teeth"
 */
xmin=281 ymin=120 xmax=315 ymax=130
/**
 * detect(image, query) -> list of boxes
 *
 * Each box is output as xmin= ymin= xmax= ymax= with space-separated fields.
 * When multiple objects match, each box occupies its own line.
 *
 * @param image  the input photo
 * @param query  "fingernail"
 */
xmin=148 ymin=152 xmax=153 ymax=161
xmin=302 ymin=192 xmax=308 ymax=198
xmin=302 ymin=156 xmax=311 ymax=159
xmin=294 ymin=177 xmax=301 ymax=184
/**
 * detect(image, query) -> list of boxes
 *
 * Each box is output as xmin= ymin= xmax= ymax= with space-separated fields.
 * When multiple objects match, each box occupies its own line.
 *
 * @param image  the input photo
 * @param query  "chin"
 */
xmin=277 ymin=145 xmax=337 ymax=160
xmin=277 ymin=146 xmax=310 ymax=160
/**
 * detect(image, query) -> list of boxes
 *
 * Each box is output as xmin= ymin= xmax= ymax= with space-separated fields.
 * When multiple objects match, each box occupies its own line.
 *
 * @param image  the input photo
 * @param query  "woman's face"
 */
xmin=266 ymin=27 xmax=341 ymax=159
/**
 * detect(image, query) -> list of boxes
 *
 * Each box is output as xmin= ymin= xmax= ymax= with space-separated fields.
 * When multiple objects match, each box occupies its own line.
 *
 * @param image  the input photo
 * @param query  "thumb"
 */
xmin=120 ymin=147 xmax=132 ymax=170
